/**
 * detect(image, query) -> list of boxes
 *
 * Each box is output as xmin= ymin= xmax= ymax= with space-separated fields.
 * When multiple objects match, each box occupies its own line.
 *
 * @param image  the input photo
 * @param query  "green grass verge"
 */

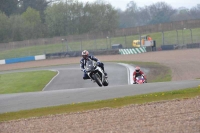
xmin=1 ymin=27 xmax=200 ymax=59
xmin=0 ymin=70 xmax=57 ymax=94
xmin=113 ymin=61 xmax=172 ymax=82
xmin=0 ymin=87 xmax=199 ymax=122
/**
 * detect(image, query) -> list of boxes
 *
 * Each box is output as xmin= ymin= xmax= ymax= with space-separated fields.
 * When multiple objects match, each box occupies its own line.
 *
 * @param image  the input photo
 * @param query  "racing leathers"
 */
xmin=133 ymin=70 xmax=147 ymax=84
xmin=80 ymin=55 xmax=106 ymax=79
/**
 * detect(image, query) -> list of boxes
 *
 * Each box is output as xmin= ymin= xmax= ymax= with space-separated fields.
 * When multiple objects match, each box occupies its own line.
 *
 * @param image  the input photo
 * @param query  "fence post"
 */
xmin=182 ymin=29 xmax=184 ymax=44
xmin=81 ymin=40 xmax=82 ymax=51
xmin=190 ymin=29 xmax=193 ymax=43
xmin=109 ymin=37 xmax=111 ymax=49
xmin=94 ymin=39 xmax=97 ymax=50
xmin=182 ymin=28 xmax=187 ymax=44
xmin=176 ymin=30 xmax=179 ymax=44
xmin=61 ymin=39 xmax=64 ymax=52
xmin=65 ymin=39 xmax=68 ymax=52
xmin=162 ymin=31 xmax=164 ymax=45
xmin=106 ymin=37 xmax=108 ymax=49
xmin=124 ymin=35 xmax=126 ymax=48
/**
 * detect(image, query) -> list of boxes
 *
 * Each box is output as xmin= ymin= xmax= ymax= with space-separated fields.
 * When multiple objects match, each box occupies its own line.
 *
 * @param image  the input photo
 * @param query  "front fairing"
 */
xmin=85 ymin=60 xmax=96 ymax=72
xmin=136 ymin=76 xmax=145 ymax=84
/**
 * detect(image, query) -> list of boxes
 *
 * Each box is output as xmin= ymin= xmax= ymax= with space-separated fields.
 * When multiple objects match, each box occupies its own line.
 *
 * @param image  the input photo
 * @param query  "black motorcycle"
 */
xmin=85 ymin=60 xmax=109 ymax=87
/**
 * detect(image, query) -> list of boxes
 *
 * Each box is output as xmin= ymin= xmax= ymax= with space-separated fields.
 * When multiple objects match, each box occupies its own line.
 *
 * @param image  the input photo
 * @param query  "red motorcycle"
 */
xmin=135 ymin=76 xmax=146 ymax=84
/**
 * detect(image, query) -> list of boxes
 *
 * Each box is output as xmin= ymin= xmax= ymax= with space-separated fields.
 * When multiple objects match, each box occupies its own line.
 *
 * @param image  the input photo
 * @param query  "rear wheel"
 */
xmin=92 ymin=74 xmax=102 ymax=87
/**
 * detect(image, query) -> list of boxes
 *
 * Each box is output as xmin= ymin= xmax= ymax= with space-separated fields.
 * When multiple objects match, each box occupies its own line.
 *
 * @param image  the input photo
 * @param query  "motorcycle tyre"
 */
xmin=92 ymin=74 xmax=102 ymax=87
xmin=102 ymin=79 xmax=109 ymax=86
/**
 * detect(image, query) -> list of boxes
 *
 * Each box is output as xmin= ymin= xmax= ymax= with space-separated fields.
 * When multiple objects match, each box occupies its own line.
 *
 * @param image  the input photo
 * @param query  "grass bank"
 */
xmin=1 ymin=28 xmax=200 ymax=59
xmin=0 ymin=70 xmax=57 ymax=94
xmin=114 ymin=61 xmax=172 ymax=82
xmin=0 ymin=87 xmax=199 ymax=122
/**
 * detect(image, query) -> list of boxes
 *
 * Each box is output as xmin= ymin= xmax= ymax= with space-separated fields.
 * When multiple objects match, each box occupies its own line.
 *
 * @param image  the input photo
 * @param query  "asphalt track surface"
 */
xmin=0 ymin=63 xmax=200 ymax=113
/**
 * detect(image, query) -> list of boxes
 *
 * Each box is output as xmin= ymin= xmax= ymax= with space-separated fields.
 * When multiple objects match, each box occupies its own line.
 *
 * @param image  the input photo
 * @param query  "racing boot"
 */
xmin=101 ymin=66 xmax=108 ymax=78
xmin=104 ymin=71 xmax=108 ymax=78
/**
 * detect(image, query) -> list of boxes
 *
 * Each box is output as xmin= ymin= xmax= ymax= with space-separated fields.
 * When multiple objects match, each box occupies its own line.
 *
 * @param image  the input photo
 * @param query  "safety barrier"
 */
xmin=187 ymin=43 xmax=200 ymax=48
xmin=119 ymin=47 xmax=146 ymax=55
xmin=0 ymin=55 xmax=46 ymax=65
xmin=161 ymin=45 xmax=175 ymax=50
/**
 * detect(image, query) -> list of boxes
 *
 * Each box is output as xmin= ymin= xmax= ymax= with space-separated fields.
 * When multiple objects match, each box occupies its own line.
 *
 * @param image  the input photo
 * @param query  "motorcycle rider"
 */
xmin=80 ymin=50 xmax=107 ymax=80
xmin=133 ymin=66 xmax=147 ymax=84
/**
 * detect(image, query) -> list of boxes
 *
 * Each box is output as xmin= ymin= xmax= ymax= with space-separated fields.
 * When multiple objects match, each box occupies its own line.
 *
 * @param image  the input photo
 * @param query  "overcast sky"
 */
xmin=80 ymin=0 xmax=199 ymax=10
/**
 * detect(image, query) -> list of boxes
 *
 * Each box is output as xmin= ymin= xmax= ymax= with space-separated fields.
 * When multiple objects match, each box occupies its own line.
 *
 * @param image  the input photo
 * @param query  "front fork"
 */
xmin=96 ymin=67 xmax=106 ymax=82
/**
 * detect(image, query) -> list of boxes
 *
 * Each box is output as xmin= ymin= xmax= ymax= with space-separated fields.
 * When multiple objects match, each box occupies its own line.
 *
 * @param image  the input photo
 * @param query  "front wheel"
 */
xmin=102 ymin=78 xmax=109 ymax=86
xmin=92 ymin=74 xmax=102 ymax=87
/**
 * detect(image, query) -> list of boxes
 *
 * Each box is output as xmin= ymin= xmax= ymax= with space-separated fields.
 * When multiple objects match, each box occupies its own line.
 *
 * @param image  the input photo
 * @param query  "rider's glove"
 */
xmin=96 ymin=61 xmax=100 ymax=66
xmin=83 ymin=69 xmax=86 ymax=73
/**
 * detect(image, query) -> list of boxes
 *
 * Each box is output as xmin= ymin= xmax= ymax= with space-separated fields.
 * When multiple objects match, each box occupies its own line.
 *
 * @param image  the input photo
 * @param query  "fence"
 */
xmin=0 ymin=19 xmax=200 ymax=60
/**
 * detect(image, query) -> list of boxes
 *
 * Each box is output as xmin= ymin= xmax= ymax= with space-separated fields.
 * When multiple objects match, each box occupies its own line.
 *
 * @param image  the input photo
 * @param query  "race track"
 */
xmin=0 ymin=62 xmax=200 ymax=113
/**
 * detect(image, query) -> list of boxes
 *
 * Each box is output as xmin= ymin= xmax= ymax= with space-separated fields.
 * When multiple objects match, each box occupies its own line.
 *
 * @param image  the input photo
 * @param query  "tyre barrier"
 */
xmin=45 ymin=49 xmax=120 ymax=59
xmin=119 ymin=47 xmax=146 ymax=55
xmin=0 ymin=55 xmax=46 ymax=65
xmin=161 ymin=45 xmax=175 ymax=50
xmin=187 ymin=43 xmax=200 ymax=48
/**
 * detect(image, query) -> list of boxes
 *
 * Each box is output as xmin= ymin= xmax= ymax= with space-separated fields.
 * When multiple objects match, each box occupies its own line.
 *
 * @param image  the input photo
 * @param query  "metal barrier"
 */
xmin=0 ymin=55 xmax=45 ymax=65
xmin=187 ymin=43 xmax=200 ymax=48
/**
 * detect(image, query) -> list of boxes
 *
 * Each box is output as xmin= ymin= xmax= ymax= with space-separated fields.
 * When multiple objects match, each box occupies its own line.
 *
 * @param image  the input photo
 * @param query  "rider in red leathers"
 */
xmin=133 ymin=66 xmax=147 ymax=84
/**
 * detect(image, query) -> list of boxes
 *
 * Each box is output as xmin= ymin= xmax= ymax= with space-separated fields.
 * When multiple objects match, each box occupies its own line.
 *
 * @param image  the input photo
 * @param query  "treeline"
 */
xmin=0 ymin=0 xmax=200 ymax=43
xmin=0 ymin=0 xmax=118 ymax=43
xmin=118 ymin=1 xmax=200 ymax=28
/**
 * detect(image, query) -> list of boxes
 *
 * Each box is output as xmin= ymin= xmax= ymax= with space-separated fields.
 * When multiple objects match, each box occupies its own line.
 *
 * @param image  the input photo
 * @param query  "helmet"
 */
xmin=135 ymin=66 xmax=140 ymax=73
xmin=82 ymin=50 xmax=89 ymax=59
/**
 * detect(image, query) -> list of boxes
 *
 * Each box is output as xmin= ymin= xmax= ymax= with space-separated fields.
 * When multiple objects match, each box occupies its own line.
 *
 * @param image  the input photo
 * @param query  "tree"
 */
xmin=78 ymin=2 xmax=93 ymax=33
xmin=0 ymin=12 xmax=11 ymax=42
xmin=45 ymin=2 xmax=69 ymax=36
xmin=170 ymin=7 xmax=190 ymax=21
xmin=118 ymin=1 xmax=176 ymax=27
xmin=136 ymin=7 xmax=151 ymax=26
xmin=190 ymin=4 xmax=200 ymax=19
xmin=18 ymin=0 xmax=58 ymax=22
xmin=21 ymin=7 xmax=42 ymax=39
xmin=9 ymin=15 xmax=25 ymax=41
xmin=147 ymin=2 xmax=176 ymax=24
xmin=45 ymin=0 xmax=118 ymax=36
xmin=0 ymin=0 xmax=19 ymax=16
xmin=88 ymin=1 xmax=118 ymax=33
xmin=119 ymin=1 xmax=138 ymax=28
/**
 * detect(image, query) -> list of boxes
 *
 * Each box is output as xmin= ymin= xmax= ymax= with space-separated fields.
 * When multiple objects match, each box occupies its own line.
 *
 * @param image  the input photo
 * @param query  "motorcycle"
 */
xmin=135 ymin=76 xmax=146 ymax=84
xmin=85 ymin=60 xmax=109 ymax=87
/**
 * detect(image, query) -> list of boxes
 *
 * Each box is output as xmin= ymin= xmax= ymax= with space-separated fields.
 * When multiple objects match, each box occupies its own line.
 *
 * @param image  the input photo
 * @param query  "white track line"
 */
xmin=117 ymin=63 xmax=135 ymax=84
xmin=42 ymin=70 xmax=59 ymax=91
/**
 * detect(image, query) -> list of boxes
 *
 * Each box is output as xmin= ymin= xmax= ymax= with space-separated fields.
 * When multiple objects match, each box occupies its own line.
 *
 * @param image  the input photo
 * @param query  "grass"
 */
xmin=113 ymin=61 xmax=172 ymax=82
xmin=0 ymin=70 xmax=57 ymax=94
xmin=1 ymin=27 xmax=200 ymax=59
xmin=0 ymin=87 xmax=199 ymax=122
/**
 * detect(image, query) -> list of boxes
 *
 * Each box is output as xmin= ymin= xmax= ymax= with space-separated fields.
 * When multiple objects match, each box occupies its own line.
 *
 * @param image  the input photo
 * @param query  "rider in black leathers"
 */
xmin=80 ymin=50 xmax=107 ymax=80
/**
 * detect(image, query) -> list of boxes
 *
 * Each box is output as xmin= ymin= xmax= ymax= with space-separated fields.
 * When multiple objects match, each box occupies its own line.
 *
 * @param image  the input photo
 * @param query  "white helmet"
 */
xmin=135 ymin=66 xmax=140 ymax=73
xmin=82 ymin=50 xmax=89 ymax=59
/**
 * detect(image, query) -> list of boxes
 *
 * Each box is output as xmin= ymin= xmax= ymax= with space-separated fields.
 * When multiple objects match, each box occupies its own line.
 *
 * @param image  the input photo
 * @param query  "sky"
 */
xmin=80 ymin=0 xmax=199 ymax=11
